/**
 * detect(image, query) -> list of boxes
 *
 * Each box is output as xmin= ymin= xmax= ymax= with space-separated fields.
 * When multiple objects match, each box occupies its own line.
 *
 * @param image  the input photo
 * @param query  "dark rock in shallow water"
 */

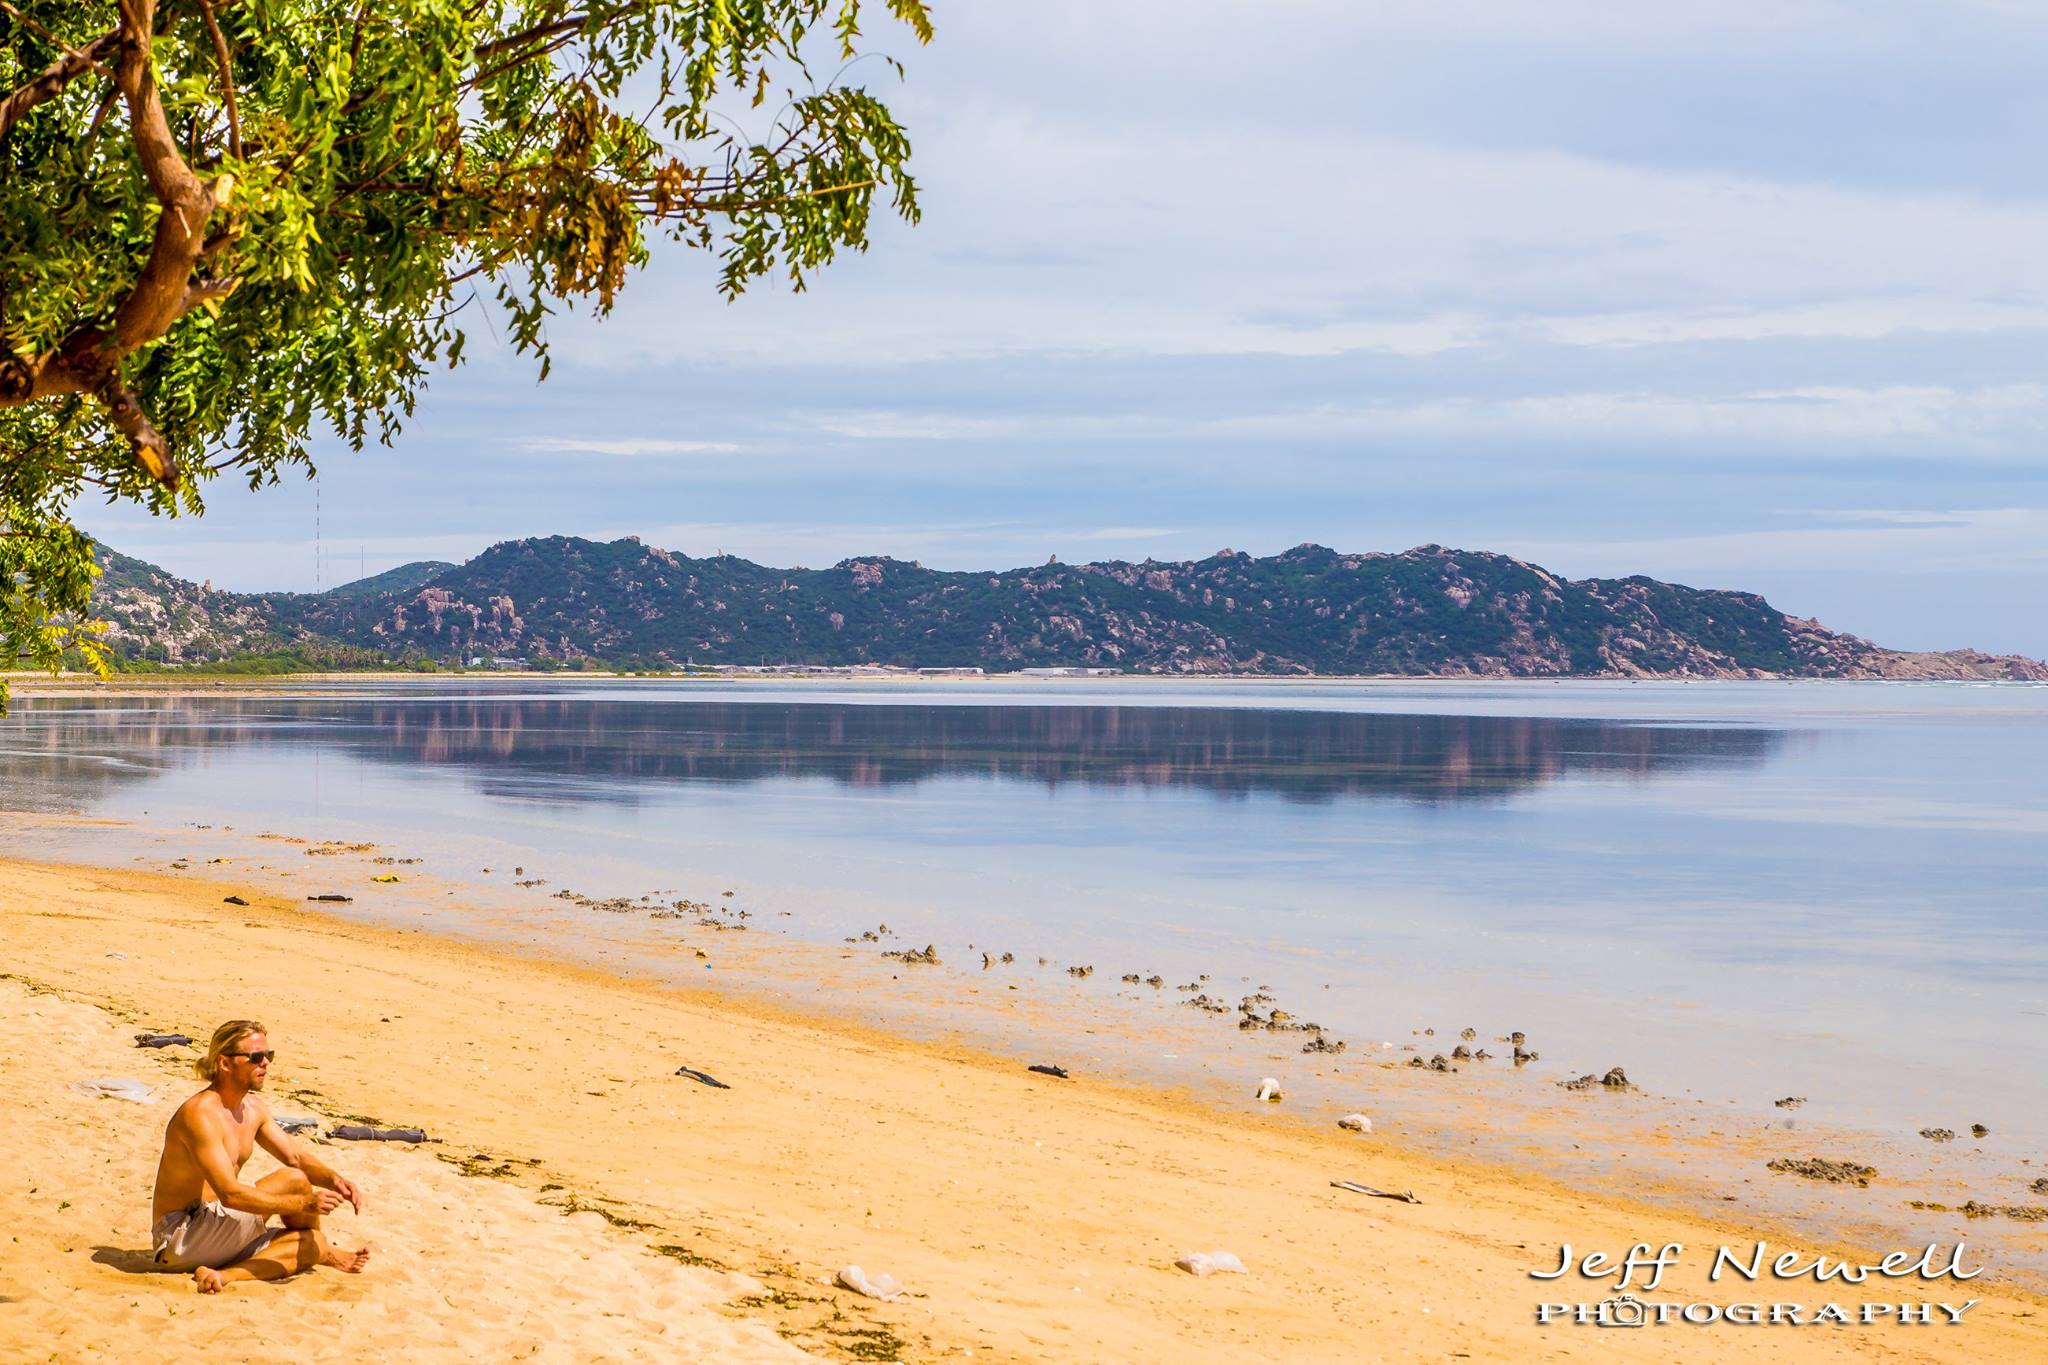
xmin=1768 ymin=1157 xmax=1876 ymax=1186
xmin=1920 ymin=1128 xmax=1956 ymax=1142
xmin=1971 ymin=1123 xmax=1990 ymax=1138
xmin=1961 ymin=1201 xmax=2048 ymax=1222
xmin=1600 ymin=1067 xmax=1633 ymax=1090
xmin=1774 ymin=1096 xmax=1807 ymax=1109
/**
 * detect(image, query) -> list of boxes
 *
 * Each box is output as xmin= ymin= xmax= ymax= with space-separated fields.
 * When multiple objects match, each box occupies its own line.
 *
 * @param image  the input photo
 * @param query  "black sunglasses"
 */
xmin=227 ymin=1050 xmax=276 ymax=1065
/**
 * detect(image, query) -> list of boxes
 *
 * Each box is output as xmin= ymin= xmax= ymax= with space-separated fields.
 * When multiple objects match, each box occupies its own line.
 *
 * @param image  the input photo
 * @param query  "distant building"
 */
xmin=1018 ymin=666 xmax=1118 ymax=677
xmin=488 ymin=656 xmax=529 ymax=670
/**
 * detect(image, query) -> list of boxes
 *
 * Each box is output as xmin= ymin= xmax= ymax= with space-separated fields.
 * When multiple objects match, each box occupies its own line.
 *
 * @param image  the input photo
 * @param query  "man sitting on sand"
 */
xmin=150 ymin=1019 xmax=371 ymax=1292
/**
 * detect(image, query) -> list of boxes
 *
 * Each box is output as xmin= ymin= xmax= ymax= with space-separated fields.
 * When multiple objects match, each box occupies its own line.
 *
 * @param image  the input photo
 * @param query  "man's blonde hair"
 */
xmin=195 ymin=1019 xmax=266 ymax=1081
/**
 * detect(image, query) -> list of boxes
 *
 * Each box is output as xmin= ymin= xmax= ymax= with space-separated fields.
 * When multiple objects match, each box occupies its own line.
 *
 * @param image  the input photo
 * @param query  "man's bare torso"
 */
xmin=152 ymin=1090 xmax=269 ymax=1221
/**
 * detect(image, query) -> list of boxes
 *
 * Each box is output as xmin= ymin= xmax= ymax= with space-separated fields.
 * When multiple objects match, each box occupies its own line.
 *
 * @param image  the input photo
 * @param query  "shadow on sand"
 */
xmin=92 ymin=1245 xmax=172 ymax=1275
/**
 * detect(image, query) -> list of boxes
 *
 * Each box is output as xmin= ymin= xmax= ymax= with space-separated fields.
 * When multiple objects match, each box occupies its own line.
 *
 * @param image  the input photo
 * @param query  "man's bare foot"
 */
xmin=193 ymin=1266 xmax=227 ymax=1293
xmin=322 ymin=1244 xmax=371 ymax=1273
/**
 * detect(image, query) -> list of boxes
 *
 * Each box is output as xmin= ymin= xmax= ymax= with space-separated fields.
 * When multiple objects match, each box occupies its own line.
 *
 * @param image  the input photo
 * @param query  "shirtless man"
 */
xmin=150 ymin=1019 xmax=371 ymax=1292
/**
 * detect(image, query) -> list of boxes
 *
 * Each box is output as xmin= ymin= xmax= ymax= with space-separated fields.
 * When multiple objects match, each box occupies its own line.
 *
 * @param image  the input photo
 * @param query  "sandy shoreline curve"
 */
xmin=3 ymin=855 xmax=2042 ymax=1363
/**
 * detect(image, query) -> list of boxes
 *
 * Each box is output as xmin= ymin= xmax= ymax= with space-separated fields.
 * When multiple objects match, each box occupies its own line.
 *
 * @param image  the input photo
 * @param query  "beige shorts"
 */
xmin=151 ymin=1200 xmax=279 ymax=1271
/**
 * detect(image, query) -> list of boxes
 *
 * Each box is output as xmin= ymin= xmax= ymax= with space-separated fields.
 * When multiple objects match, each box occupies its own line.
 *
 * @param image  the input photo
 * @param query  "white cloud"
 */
xmin=789 ymin=383 xmax=2048 ymax=453
xmin=1500 ymin=507 xmax=2048 ymax=578
xmin=1216 ymin=384 xmax=2048 ymax=447
xmin=529 ymin=98 xmax=2048 ymax=372
xmin=1060 ymin=526 xmax=1184 ymax=542
xmin=796 ymin=410 xmax=1170 ymax=442
xmin=520 ymin=438 xmax=744 ymax=456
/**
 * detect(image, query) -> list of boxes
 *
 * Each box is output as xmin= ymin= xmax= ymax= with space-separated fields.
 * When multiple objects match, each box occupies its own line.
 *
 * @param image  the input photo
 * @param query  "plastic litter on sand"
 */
xmin=1175 ymin=1251 xmax=1248 ymax=1277
xmin=835 ymin=1265 xmax=906 ymax=1301
xmin=72 ymin=1078 xmax=154 ymax=1103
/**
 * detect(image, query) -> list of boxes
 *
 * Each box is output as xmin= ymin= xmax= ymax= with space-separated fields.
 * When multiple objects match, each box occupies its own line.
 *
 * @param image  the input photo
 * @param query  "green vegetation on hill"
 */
xmin=109 ymin=643 xmax=396 ymax=675
xmin=314 ymin=562 xmax=458 ymax=602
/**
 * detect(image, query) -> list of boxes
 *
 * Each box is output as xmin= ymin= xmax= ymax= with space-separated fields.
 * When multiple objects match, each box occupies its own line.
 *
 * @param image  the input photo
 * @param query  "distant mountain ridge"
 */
xmin=315 ymin=559 xmax=458 ymax=601
xmin=88 ymin=536 xmax=2048 ymax=680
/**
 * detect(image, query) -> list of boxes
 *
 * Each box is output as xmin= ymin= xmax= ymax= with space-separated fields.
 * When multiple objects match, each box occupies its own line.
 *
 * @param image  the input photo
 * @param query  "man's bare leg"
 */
xmin=257 ymin=1167 xmax=321 ymax=1231
xmin=192 ymin=1231 xmax=371 ymax=1292
xmin=192 ymin=1168 xmax=370 ymax=1291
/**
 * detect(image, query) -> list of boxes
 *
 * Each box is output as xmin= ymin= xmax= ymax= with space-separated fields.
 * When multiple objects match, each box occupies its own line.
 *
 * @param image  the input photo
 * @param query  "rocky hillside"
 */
xmin=89 ymin=537 xmax=2048 ymax=679
xmin=92 ymin=547 xmax=291 ymax=662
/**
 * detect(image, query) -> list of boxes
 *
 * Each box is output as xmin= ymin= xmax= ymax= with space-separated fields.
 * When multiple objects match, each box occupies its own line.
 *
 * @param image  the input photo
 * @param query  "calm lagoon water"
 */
xmin=5 ymin=678 xmax=2045 ymax=1188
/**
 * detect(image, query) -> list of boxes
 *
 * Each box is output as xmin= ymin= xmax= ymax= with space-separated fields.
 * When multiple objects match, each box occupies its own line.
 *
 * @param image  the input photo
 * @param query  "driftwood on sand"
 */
xmin=1330 ymin=1180 xmax=1420 ymax=1204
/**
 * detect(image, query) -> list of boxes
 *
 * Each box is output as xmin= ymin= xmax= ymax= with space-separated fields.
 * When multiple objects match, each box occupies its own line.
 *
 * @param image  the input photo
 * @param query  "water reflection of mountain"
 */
xmin=2 ymin=699 xmax=1783 ymax=808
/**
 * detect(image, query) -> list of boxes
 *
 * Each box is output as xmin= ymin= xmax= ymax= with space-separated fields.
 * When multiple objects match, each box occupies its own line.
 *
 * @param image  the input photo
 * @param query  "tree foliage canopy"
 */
xmin=0 ymin=0 xmax=929 ymax=702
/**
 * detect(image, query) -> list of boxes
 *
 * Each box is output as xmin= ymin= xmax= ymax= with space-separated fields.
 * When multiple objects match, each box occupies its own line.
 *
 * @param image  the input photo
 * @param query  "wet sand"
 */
xmin=2 ymin=854 xmax=2043 ymax=1363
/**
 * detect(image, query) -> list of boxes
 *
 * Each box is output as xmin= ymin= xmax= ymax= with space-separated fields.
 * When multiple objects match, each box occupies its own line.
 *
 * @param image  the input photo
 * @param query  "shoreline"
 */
xmin=8 ymin=670 xmax=2047 ymax=696
xmin=5 ymin=789 xmax=2043 ymax=1287
xmin=12 ymin=801 xmax=2043 ymax=1266
xmin=4 ymin=851 xmax=2044 ymax=1362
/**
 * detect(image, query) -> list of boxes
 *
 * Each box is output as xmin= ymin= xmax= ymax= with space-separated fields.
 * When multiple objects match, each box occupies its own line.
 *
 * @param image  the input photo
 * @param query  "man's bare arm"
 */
xmin=189 ymin=1107 xmax=336 ymax=1220
xmin=255 ymin=1106 xmax=363 ymax=1214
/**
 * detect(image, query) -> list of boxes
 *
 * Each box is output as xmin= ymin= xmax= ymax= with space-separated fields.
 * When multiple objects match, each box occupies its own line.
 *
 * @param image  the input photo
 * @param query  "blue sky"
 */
xmin=82 ymin=1 xmax=2048 ymax=654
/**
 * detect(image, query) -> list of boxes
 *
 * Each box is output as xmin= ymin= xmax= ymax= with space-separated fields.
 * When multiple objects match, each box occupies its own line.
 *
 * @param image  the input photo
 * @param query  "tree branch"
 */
xmin=473 ymin=7 xmax=598 ymax=60
xmin=0 ymin=0 xmax=232 ymax=491
xmin=0 ymin=29 xmax=116 ymax=142
xmin=193 ymin=0 xmax=243 ymax=160
xmin=89 ymin=374 xmax=174 ymax=486
xmin=107 ymin=0 xmax=221 ymax=348
xmin=0 ymin=0 xmax=107 ymax=63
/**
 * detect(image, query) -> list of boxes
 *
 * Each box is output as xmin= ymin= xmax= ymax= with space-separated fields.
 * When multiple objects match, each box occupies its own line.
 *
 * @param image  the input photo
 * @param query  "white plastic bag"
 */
xmin=1175 ymin=1251 xmax=1248 ymax=1277
xmin=1255 ymin=1077 xmax=1282 ymax=1102
xmin=835 ymin=1265 xmax=905 ymax=1301
xmin=72 ymin=1078 xmax=154 ymax=1103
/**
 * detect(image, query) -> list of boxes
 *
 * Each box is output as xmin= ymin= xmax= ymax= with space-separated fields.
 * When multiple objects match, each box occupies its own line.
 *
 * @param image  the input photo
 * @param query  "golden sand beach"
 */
xmin=3 ymin=855 xmax=2042 ymax=1363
